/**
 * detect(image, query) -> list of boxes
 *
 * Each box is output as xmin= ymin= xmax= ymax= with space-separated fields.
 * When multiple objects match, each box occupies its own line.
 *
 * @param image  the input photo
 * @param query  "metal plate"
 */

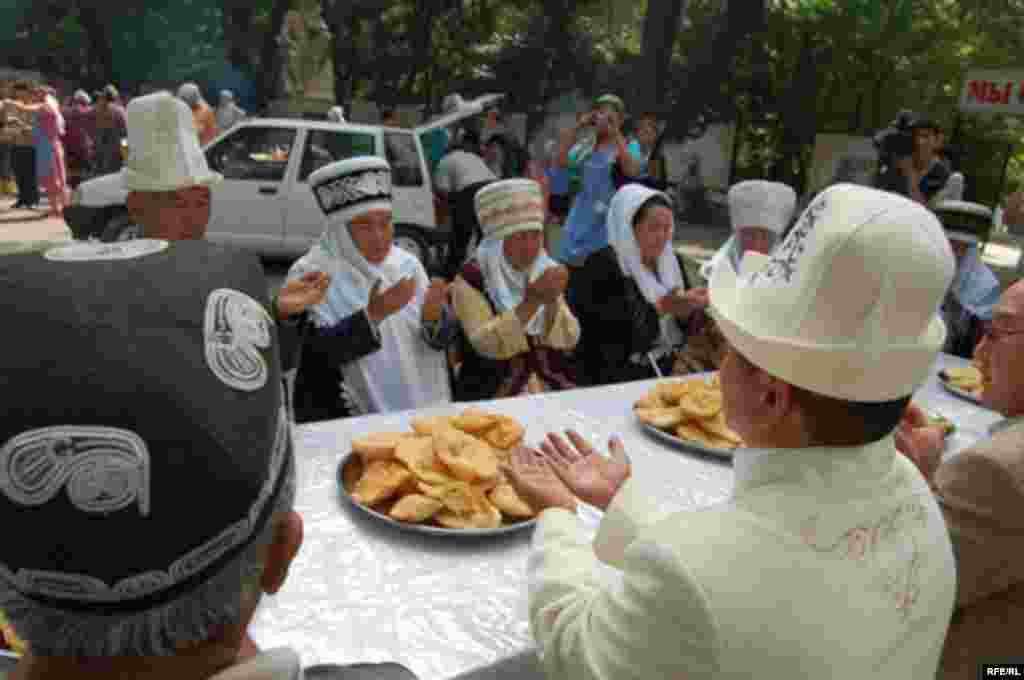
xmin=938 ymin=375 xmax=984 ymax=405
xmin=336 ymin=451 xmax=537 ymax=537
xmin=638 ymin=422 xmax=736 ymax=461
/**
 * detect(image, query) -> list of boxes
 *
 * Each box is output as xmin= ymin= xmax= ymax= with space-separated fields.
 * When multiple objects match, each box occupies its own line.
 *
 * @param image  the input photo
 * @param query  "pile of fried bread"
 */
xmin=939 ymin=365 xmax=984 ymax=399
xmin=634 ymin=374 xmax=744 ymax=450
xmin=343 ymin=408 xmax=538 ymax=530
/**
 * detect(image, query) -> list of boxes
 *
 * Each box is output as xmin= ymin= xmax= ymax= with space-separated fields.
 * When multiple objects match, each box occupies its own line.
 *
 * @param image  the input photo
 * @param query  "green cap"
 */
xmin=594 ymin=94 xmax=625 ymax=115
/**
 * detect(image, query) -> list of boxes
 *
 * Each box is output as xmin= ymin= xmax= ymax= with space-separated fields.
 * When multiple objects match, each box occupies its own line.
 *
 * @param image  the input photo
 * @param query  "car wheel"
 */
xmin=393 ymin=226 xmax=431 ymax=271
xmin=101 ymin=211 xmax=142 ymax=243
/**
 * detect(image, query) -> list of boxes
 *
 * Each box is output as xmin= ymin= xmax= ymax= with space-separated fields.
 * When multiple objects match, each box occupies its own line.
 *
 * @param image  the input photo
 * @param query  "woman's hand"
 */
xmin=367 ymin=276 xmax=417 ymax=324
xmin=540 ymin=431 xmax=631 ymax=511
xmin=276 ymin=271 xmax=330 ymax=319
xmin=504 ymin=446 xmax=578 ymax=513
xmin=660 ymin=287 xmax=710 ymax=319
xmin=422 ymin=278 xmax=449 ymax=323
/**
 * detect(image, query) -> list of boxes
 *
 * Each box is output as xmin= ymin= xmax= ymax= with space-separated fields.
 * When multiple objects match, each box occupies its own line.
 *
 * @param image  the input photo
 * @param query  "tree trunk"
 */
xmin=637 ymin=0 xmax=688 ymax=115
xmin=77 ymin=4 xmax=115 ymax=87
xmin=654 ymin=0 xmax=766 ymax=157
xmin=221 ymin=1 xmax=256 ymax=69
xmin=257 ymin=0 xmax=290 ymax=108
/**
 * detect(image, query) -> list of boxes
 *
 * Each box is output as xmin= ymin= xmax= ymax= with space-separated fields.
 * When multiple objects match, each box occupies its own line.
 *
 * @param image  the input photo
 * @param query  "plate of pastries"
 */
xmin=633 ymin=373 xmax=744 ymax=459
xmin=938 ymin=364 xmax=984 ymax=405
xmin=337 ymin=408 xmax=539 ymax=536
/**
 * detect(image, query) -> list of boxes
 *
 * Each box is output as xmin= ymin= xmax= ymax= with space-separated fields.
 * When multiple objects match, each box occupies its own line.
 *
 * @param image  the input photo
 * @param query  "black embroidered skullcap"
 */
xmin=0 ymin=239 xmax=290 ymax=614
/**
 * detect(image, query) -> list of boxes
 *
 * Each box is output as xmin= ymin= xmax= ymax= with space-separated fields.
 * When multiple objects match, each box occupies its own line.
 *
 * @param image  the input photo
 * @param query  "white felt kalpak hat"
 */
xmin=932 ymin=200 xmax=993 ymax=244
xmin=710 ymin=183 xmax=955 ymax=402
xmin=728 ymin=180 xmax=797 ymax=235
xmin=309 ymin=156 xmax=392 ymax=226
xmin=475 ymin=179 xmax=545 ymax=241
xmin=122 ymin=92 xmax=222 ymax=192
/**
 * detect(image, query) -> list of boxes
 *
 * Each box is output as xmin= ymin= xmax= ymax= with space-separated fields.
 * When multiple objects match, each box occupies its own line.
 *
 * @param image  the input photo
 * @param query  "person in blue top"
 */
xmin=555 ymin=94 xmax=643 ymax=267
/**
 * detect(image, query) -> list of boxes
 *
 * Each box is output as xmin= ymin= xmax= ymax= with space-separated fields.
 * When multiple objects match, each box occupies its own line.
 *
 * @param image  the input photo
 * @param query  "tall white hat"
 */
xmin=710 ymin=184 xmax=955 ymax=402
xmin=122 ymin=92 xmax=222 ymax=192
xmin=728 ymin=180 xmax=798 ymax=235
xmin=309 ymin=156 xmax=392 ymax=226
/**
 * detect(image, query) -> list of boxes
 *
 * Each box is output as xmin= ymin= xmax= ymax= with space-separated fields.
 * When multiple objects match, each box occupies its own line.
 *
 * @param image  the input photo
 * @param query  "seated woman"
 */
xmin=699 ymin=179 xmax=798 ymax=281
xmin=933 ymin=200 xmax=1001 ymax=359
xmin=671 ymin=180 xmax=797 ymax=375
xmin=573 ymin=184 xmax=709 ymax=387
xmin=450 ymin=178 xmax=580 ymax=401
xmin=286 ymin=157 xmax=453 ymax=421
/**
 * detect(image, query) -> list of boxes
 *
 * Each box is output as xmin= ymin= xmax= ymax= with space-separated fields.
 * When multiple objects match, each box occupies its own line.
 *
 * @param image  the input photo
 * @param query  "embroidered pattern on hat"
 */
xmin=205 ymin=289 xmax=273 ymax=392
xmin=0 ymin=426 xmax=150 ymax=516
xmin=43 ymin=240 xmax=169 ymax=263
xmin=748 ymin=197 xmax=824 ymax=287
xmin=0 ymin=407 xmax=290 ymax=604
xmin=315 ymin=169 xmax=392 ymax=216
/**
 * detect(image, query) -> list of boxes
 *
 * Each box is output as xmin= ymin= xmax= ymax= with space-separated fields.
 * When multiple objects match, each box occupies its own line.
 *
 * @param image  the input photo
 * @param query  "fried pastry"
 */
xmin=389 ymin=494 xmax=445 ymax=523
xmin=436 ymin=438 xmax=500 ymax=483
xmin=410 ymin=415 xmax=456 ymax=436
xmin=451 ymin=407 xmax=499 ymax=434
xmin=352 ymin=460 xmax=413 ymax=506
xmin=483 ymin=416 xmax=526 ymax=450
xmin=636 ymin=407 xmax=685 ymax=429
xmin=489 ymin=483 xmax=535 ymax=518
xmin=351 ymin=432 xmax=412 ymax=462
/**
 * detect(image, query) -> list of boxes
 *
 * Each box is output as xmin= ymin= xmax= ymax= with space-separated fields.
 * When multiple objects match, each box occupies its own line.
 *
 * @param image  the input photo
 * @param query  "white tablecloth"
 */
xmin=249 ymin=353 xmax=1000 ymax=679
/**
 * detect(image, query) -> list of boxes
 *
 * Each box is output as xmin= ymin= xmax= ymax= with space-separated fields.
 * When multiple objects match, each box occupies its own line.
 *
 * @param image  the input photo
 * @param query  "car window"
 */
xmin=205 ymin=126 xmax=297 ymax=182
xmin=384 ymin=131 xmax=424 ymax=187
xmin=299 ymin=129 xmax=377 ymax=181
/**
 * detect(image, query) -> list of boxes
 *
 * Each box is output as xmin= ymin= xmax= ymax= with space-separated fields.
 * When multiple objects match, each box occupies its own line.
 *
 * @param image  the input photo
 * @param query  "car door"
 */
xmin=281 ymin=127 xmax=378 ymax=255
xmin=204 ymin=124 xmax=298 ymax=254
xmin=382 ymin=129 xmax=434 ymax=230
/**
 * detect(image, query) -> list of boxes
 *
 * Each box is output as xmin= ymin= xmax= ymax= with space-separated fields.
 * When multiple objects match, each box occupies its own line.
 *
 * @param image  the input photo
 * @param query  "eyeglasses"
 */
xmin=983 ymin=326 xmax=1024 ymax=343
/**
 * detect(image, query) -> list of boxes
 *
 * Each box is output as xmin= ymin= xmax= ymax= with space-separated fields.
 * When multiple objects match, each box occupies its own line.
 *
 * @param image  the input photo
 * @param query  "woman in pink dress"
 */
xmin=6 ymin=85 xmax=68 ymax=217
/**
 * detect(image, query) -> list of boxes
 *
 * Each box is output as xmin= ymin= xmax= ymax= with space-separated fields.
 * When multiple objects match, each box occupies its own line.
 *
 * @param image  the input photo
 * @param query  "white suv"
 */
xmin=64 ymin=94 xmax=504 ymax=272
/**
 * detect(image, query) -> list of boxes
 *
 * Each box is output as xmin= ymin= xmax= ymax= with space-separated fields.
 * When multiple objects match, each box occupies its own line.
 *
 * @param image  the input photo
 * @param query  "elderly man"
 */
xmin=507 ymin=184 xmax=958 ymax=678
xmin=0 ymin=240 xmax=303 ymax=679
xmin=123 ymin=91 xmax=222 ymax=241
xmin=178 ymin=82 xmax=219 ymax=145
xmin=121 ymin=91 xmax=328 ymax=363
xmin=0 ymin=240 xmax=418 ymax=680
xmin=933 ymin=200 xmax=1000 ymax=359
xmin=898 ymin=279 xmax=1024 ymax=677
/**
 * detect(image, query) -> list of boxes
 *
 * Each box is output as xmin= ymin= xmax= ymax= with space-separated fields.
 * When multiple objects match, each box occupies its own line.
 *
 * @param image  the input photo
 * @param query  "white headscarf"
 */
xmin=289 ymin=203 xmax=408 ymax=327
xmin=606 ymin=183 xmax=685 ymax=347
xmin=475 ymin=232 xmax=559 ymax=336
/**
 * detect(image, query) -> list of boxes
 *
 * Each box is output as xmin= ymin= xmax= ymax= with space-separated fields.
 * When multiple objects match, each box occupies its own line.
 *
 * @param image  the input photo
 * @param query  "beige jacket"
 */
xmin=936 ymin=419 xmax=1024 ymax=678
xmin=528 ymin=438 xmax=956 ymax=679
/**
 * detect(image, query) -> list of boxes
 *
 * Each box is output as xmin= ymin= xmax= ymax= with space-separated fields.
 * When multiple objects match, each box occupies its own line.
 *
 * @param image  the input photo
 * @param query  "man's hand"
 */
xmin=422 ymin=277 xmax=449 ymax=323
xmin=504 ymin=446 xmax=578 ymax=513
xmin=526 ymin=265 xmax=569 ymax=305
xmin=540 ymin=431 xmax=631 ymax=511
xmin=894 ymin=413 xmax=945 ymax=484
xmin=276 ymin=271 xmax=330 ymax=319
xmin=367 ymin=276 xmax=417 ymax=324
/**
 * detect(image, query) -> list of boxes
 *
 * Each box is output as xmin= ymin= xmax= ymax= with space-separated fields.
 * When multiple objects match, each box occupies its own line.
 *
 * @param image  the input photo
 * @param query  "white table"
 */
xmin=249 ymin=353 xmax=1000 ymax=679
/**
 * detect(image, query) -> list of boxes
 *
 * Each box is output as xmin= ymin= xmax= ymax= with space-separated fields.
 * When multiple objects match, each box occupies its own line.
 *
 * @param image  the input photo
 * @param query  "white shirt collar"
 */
xmin=210 ymin=648 xmax=302 ymax=680
xmin=731 ymin=446 xmax=787 ymax=489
